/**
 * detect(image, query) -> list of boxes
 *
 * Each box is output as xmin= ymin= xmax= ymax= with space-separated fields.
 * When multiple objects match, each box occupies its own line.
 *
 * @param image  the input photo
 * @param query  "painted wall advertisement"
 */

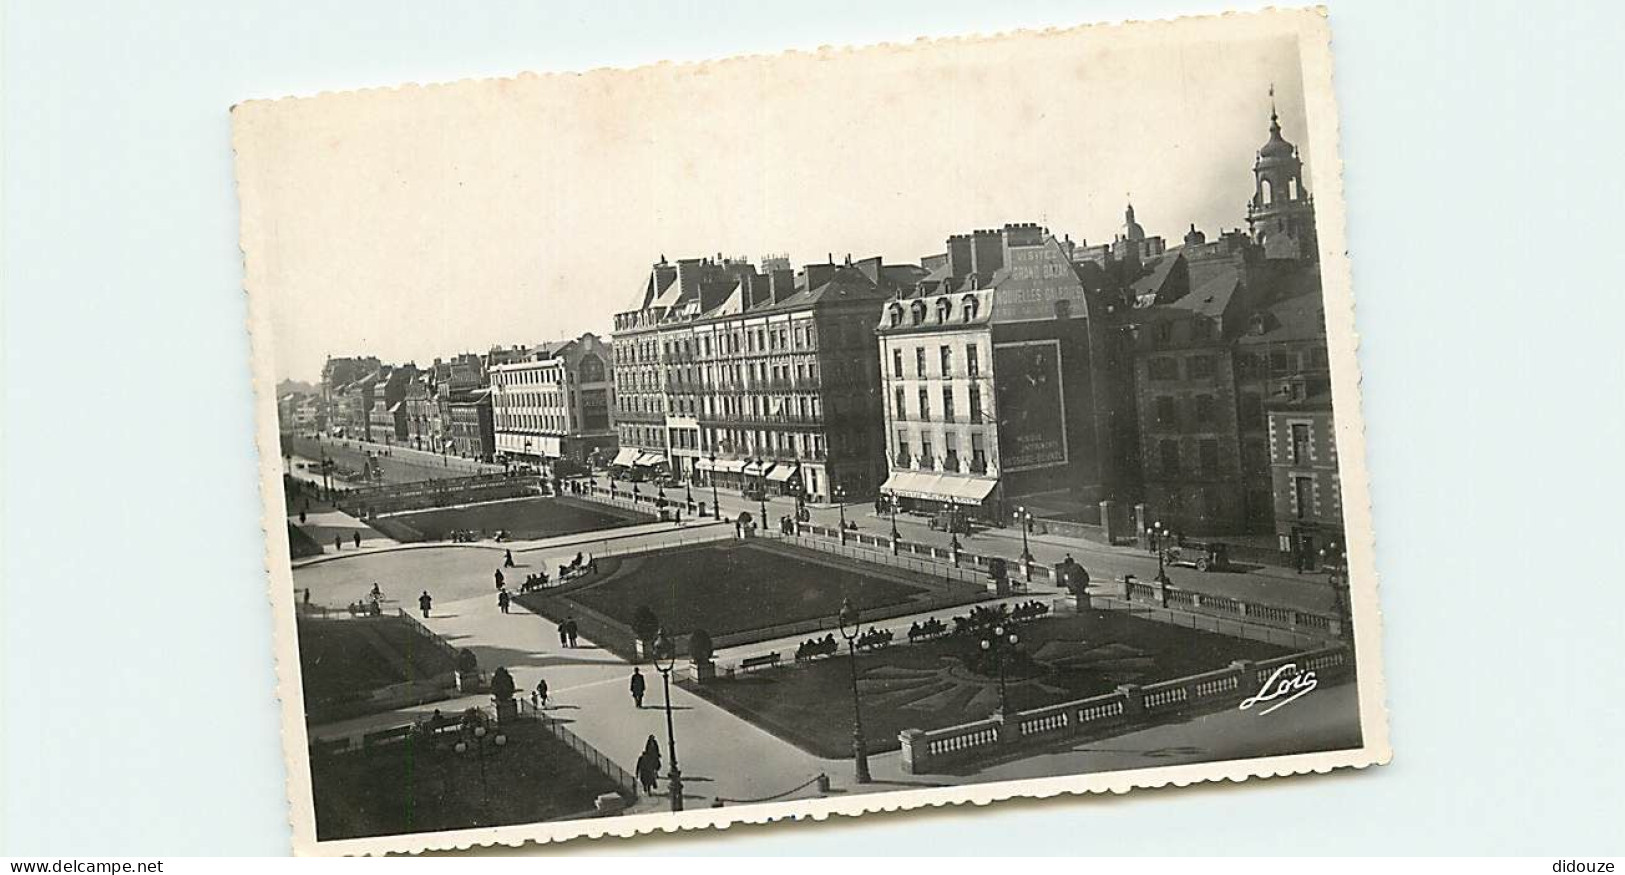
xmin=994 ymin=340 xmax=1068 ymax=471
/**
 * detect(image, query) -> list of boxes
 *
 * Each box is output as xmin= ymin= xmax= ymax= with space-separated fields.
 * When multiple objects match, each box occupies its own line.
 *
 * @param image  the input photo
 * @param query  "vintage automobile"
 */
xmin=1163 ymin=539 xmax=1231 ymax=572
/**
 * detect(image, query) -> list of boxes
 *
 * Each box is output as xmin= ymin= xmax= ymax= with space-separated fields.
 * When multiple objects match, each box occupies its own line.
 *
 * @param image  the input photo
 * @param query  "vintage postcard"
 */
xmin=233 ymin=6 xmax=1388 ymax=855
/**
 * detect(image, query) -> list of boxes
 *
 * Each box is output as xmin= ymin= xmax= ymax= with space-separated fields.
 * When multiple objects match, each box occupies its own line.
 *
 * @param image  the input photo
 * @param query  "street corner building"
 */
xmin=610 ymin=254 xmax=913 ymax=504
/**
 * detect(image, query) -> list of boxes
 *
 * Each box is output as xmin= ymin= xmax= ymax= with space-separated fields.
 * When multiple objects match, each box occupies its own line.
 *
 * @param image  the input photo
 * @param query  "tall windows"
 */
xmin=1159 ymin=439 xmax=1180 ymax=475
xmin=971 ymin=433 xmax=987 ymax=473
xmin=894 ymin=386 xmax=906 ymax=420
xmin=918 ymin=388 xmax=931 ymax=421
xmin=968 ymin=385 xmax=983 ymax=423
xmin=892 ymin=348 xmax=903 ymax=378
xmin=966 ymin=345 xmax=979 ymax=377
xmin=1291 ymin=423 xmax=1311 ymax=463
xmin=915 ymin=346 xmax=926 ymax=378
xmin=940 ymin=345 xmax=953 ymax=376
xmin=942 ymin=386 xmax=955 ymax=422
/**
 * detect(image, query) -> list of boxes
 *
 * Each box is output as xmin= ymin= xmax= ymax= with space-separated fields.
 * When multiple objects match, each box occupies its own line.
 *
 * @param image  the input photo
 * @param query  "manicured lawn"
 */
xmin=566 ymin=541 xmax=968 ymax=638
xmin=385 ymin=497 xmax=650 ymax=542
xmin=310 ymin=719 xmax=625 ymax=840
xmin=297 ymin=617 xmax=460 ymax=721
xmin=686 ymin=610 xmax=1293 ymax=758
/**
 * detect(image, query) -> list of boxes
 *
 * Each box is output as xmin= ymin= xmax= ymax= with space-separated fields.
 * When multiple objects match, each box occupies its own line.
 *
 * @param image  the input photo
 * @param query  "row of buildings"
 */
xmin=282 ymin=335 xmax=617 ymax=473
xmin=280 ymin=106 xmax=1344 ymax=560
xmin=601 ymin=107 xmax=1342 ymax=559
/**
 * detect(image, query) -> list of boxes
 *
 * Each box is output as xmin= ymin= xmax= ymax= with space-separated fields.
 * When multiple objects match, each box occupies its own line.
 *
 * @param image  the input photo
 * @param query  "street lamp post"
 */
xmin=754 ymin=457 xmax=768 ymax=532
xmin=887 ymin=493 xmax=900 ymax=540
xmin=836 ymin=599 xmax=872 ymax=783
xmin=978 ymin=621 xmax=1021 ymax=717
xmin=708 ymin=454 xmax=720 ymax=520
xmin=453 ymin=722 xmax=507 ymax=816
xmin=1147 ymin=519 xmax=1173 ymax=583
xmin=1320 ymin=539 xmax=1351 ymax=639
xmin=651 ymin=630 xmax=685 ymax=812
xmin=1013 ymin=507 xmax=1034 ymax=563
xmin=834 ymin=484 xmax=848 ymax=530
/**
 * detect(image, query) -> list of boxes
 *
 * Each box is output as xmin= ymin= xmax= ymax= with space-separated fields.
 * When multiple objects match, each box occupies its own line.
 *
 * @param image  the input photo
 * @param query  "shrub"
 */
xmin=631 ymin=606 xmax=661 ymax=646
xmin=456 ymin=649 xmax=479 ymax=675
xmin=490 ymin=667 xmax=516 ymax=702
xmin=688 ymin=628 xmax=715 ymax=664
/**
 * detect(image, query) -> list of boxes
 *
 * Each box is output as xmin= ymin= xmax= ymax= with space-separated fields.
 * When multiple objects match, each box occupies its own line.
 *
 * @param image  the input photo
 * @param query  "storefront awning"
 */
xmin=634 ymin=453 xmax=667 ymax=467
xmin=741 ymin=462 xmax=767 ymax=476
xmin=610 ymin=448 xmax=640 ymax=467
xmin=765 ymin=464 xmax=799 ymax=482
xmin=694 ymin=459 xmax=714 ymax=472
xmin=714 ymin=460 xmax=746 ymax=474
xmin=946 ymin=477 xmax=998 ymax=505
xmin=883 ymin=471 xmax=996 ymax=504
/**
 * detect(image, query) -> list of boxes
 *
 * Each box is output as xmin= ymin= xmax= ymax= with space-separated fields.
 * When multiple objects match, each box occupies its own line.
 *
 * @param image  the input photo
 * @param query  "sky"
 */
xmin=234 ymin=17 xmax=1314 ymax=383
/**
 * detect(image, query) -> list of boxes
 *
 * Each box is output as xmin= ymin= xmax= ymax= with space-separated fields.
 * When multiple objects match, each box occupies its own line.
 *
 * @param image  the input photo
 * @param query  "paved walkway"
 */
xmin=578 ymin=485 xmax=1338 ymax=615
xmin=296 ymin=526 xmax=1360 ymax=813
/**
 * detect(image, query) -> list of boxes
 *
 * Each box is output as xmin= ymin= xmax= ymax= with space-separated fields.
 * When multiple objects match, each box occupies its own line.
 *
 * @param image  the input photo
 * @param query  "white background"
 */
xmin=3 ymin=0 xmax=1623 ymax=856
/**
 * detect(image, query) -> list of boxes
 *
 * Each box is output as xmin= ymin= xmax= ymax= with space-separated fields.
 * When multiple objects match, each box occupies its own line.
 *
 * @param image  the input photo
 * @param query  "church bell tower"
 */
xmin=1246 ymin=95 xmax=1318 ymax=262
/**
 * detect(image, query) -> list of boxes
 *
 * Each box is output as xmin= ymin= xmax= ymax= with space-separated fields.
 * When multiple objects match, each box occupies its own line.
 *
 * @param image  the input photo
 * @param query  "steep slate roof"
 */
xmin=1169 ymin=257 xmax=1244 ymax=318
xmin=1237 ymin=290 xmax=1327 ymax=345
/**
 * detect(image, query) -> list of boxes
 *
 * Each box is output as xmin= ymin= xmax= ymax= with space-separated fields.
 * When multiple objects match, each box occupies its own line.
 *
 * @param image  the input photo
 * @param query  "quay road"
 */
xmin=285 ymin=433 xmax=502 ymax=486
xmin=579 ymin=479 xmax=1340 ymax=616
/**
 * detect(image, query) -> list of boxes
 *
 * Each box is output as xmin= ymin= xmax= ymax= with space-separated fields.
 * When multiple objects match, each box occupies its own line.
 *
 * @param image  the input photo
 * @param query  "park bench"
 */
xmin=738 ymin=652 xmax=781 ymax=673
xmin=361 ymin=724 xmax=415 ymax=749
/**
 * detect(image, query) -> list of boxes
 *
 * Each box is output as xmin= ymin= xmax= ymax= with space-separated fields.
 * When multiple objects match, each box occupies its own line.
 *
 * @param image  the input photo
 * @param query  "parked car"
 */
xmin=1164 ymin=539 xmax=1231 ymax=572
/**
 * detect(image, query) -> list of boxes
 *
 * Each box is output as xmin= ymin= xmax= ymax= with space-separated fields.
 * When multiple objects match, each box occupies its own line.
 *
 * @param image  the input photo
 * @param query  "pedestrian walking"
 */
xmin=503 ymin=549 xmax=515 ymax=568
xmin=535 ymin=677 xmax=549 ymax=708
xmin=498 ymin=590 xmax=511 ymax=614
xmin=353 ymin=532 xmax=361 ymax=549
xmin=418 ymin=590 xmax=432 ymax=618
xmin=334 ymin=535 xmax=342 ymax=551
xmin=494 ymin=568 xmax=505 ymax=589
xmin=635 ymin=749 xmax=658 ymax=795
xmin=630 ymin=667 xmax=646 ymax=708
xmin=557 ymin=622 xmax=568 ymax=647
xmin=566 ymin=618 xmax=579 ymax=648
xmin=303 ymin=588 xmax=311 ymax=606
xmin=298 ymin=510 xmax=307 ymax=525
xmin=643 ymin=734 xmax=662 ymax=776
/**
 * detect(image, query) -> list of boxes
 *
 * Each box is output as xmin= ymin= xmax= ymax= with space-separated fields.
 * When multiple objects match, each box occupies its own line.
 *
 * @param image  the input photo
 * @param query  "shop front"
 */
xmin=880 ymin=471 xmax=1000 ymax=522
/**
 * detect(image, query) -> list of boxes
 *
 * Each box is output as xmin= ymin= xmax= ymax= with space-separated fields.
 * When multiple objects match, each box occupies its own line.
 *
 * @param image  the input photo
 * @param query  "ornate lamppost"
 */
xmin=834 ymin=484 xmax=848 ymax=530
xmin=1013 ymin=506 xmax=1034 ymax=564
xmin=453 ymin=721 xmax=507 ymax=815
xmin=753 ymin=457 xmax=768 ymax=532
xmin=1320 ymin=539 xmax=1351 ymax=640
xmin=651 ymin=629 xmax=685 ymax=812
xmin=708 ymin=453 xmax=721 ymax=519
xmin=836 ymin=599 xmax=872 ymax=783
xmin=978 ymin=620 xmax=1021 ymax=717
xmin=1147 ymin=519 xmax=1174 ymax=584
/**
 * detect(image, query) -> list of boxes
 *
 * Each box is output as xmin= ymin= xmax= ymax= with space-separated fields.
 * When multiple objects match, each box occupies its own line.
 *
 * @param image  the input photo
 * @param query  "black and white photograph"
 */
xmin=231 ymin=7 xmax=1387 ymax=854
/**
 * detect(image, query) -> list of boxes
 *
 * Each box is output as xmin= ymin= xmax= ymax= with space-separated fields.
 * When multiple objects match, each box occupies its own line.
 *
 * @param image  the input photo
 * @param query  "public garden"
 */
xmin=687 ymin=609 xmax=1293 ymax=759
xmin=527 ymin=540 xmax=988 ymax=649
xmin=308 ymin=716 xmax=626 ymax=840
xmin=372 ymin=495 xmax=652 ymax=543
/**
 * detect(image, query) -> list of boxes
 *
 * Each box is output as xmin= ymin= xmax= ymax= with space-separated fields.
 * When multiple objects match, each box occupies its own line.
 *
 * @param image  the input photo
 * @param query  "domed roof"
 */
xmin=1258 ymin=111 xmax=1296 ymax=161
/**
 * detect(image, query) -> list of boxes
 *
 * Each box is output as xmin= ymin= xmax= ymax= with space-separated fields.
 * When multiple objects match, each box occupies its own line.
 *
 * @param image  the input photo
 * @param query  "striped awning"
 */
xmin=882 ymin=471 xmax=995 ymax=505
xmin=765 ymin=464 xmax=799 ymax=482
xmin=634 ymin=453 xmax=667 ymax=467
xmin=610 ymin=448 xmax=640 ymax=467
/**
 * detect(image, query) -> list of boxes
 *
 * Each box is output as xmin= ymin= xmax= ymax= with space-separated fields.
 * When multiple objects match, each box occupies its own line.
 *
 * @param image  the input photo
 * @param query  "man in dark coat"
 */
xmin=498 ymin=590 xmax=511 ymax=614
xmin=630 ymin=667 xmax=646 ymax=708
xmin=418 ymin=591 xmax=432 ymax=618
xmin=494 ymin=568 xmax=505 ymax=589
xmin=353 ymin=532 xmax=361 ymax=549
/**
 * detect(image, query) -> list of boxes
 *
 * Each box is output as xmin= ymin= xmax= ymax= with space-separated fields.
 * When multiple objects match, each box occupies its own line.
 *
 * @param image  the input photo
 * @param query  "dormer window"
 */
xmin=936 ymin=298 xmax=952 ymax=323
xmin=910 ymin=300 xmax=927 ymax=324
xmin=962 ymin=295 xmax=979 ymax=321
xmin=888 ymin=303 xmax=904 ymax=328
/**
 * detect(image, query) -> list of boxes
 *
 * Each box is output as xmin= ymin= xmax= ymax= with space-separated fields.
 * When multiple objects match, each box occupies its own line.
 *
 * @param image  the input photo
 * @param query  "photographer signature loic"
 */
xmin=1239 ymin=664 xmax=1318 ymax=716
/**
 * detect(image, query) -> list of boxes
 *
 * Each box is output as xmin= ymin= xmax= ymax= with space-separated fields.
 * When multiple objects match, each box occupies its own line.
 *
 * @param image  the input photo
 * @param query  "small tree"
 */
xmin=457 ymin=648 xmax=479 ymax=676
xmin=688 ymin=628 xmax=715 ymax=665
xmin=631 ymin=605 xmax=661 ymax=648
xmin=490 ymin=666 xmax=516 ymax=703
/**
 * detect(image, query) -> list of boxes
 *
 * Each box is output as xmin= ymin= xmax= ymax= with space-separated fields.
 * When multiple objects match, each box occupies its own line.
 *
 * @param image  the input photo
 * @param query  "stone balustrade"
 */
xmin=899 ymin=645 xmax=1353 ymax=774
